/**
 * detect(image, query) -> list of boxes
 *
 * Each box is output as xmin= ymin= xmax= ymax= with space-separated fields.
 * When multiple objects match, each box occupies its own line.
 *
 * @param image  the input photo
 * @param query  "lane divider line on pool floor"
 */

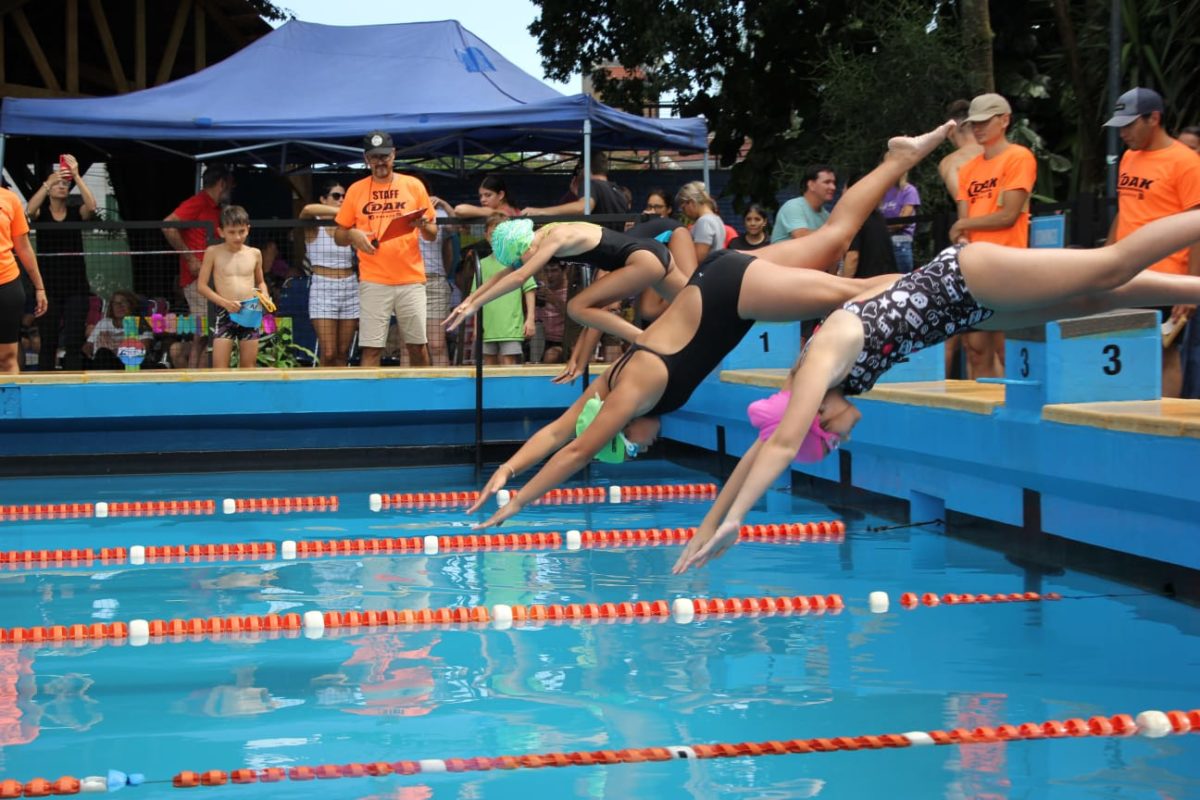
xmin=2 ymin=709 xmax=1194 ymax=795
xmin=0 ymin=594 xmax=847 ymax=648
xmin=369 ymin=482 xmax=718 ymax=510
xmin=0 ymin=521 xmax=846 ymax=571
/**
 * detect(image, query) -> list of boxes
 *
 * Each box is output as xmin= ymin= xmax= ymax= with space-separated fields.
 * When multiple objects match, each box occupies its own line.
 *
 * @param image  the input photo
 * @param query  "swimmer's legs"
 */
xmin=962 ymin=208 xmax=1200 ymax=312
xmin=755 ymin=121 xmax=956 ymax=271
xmin=566 ymin=260 xmax=654 ymax=344
xmin=984 ymin=269 xmax=1200 ymax=330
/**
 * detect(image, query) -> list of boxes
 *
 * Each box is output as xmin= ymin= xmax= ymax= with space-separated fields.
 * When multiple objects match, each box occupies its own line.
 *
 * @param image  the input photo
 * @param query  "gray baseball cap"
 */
xmin=1103 ymin=88 xmax=1164 ymax=127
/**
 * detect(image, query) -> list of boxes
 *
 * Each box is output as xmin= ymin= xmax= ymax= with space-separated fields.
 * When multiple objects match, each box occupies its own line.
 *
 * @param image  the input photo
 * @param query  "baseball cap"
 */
xmin=965 ymin=93 xmax=1012 ymax=123
xmin=1103 ymin=88 xmax=1164 ymax=127
xmin=362 ymin=130 xmax=394 ymax=155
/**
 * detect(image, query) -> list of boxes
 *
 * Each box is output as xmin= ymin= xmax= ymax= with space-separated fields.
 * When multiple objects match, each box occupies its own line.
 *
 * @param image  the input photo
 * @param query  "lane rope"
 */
xmin=0 ymin=521 xmax=846 ymax=572
xmin=0 ymin=594 xmax=846 ymax=649
xmin=3 ymin=710 xmax=1194 ymax=795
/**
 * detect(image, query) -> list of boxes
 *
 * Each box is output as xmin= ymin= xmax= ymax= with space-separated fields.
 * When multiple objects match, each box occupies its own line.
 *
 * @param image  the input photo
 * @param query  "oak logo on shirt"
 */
xmin=1117 ymin=173 xmax=1155 ymax=198
xmin=965 ymin=177 xmax=998 ymax=201
xmin=361 ymin=196 xmax=410 ymax=216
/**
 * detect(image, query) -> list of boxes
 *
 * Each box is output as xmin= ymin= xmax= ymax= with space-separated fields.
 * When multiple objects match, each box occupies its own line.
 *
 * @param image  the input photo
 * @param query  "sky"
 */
xmin=270 ymin=1 xmax=579 ymax=93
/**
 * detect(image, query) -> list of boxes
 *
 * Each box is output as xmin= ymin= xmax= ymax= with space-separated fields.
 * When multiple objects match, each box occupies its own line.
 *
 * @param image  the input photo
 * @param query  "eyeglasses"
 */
xmin=328 ymin=192 xmax=345 ymax=200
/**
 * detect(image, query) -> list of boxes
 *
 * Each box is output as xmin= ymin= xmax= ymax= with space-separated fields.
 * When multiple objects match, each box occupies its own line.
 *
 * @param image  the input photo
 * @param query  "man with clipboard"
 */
xmin=334 ymin=130 xmax=438 ymax=367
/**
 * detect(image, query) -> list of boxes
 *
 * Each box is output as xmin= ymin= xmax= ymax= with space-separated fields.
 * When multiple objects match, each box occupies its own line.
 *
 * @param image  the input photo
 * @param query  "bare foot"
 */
xmin=887 ymin=121 xmax=957 ymax=164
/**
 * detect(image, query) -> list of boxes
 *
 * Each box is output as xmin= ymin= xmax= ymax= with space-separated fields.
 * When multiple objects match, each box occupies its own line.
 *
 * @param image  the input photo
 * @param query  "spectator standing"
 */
xmin=1179 ymin=126 xmax=1200 ymax=155
xmin=1103 ymin=88 xmax=1200 ymax=397
xmin=0 ymin=185 xmax=47 ymax=374
xmin=25 ymin=154 xmax=96 ymax=370
xmin=937 ymin=99 xmax=983 ymax=379
xmin=453 ymin=176 xmax=520 ymax=220
xmin=951 ymin=93 xmax=1037 ymax=379
xmin=938 ymin=99 xmax=984 ymax=204
xmin=879 ymin=173 xmax=920 ymax=272
xmin=729 ymin=205 xmax=772 ymax=252
xmin=536 ymin=262 xmax=569 ymax=365
xmin=301 ymin=181 xmax=357 ymax=367
xmin=771 ymin=164 xmax=836 ymax=244
xmin=676 ymin=181 xmax=726 ymax=262
xmin=334 ymin=131 xmax=437 ymax=368
xmin=163 ymin=164 xmax=234 ymax=368
xmin=419 ymin=197 xmax=456 ymax=366
xmin=195 ymin=206 xmax=268 ymax=370
xmin=472 ymin=214 xmax=536 ymax=365
xmin=522 ymin=152 xmax=629 ymax=231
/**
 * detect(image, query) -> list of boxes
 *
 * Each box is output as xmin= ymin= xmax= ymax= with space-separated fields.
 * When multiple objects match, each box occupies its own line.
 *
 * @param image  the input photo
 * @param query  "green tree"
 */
xmin=798 ymin=1 xmax=968 ymax=213
xmin=530 ymin=0 xmax=857 ymax=206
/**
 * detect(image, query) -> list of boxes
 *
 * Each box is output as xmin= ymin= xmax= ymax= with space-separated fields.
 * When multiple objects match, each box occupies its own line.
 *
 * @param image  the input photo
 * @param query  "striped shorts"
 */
xmin=309 ymin=274 xmax=359 ymax=320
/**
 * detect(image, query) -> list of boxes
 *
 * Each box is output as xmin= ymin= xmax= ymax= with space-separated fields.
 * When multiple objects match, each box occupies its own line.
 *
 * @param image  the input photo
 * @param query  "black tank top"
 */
xmin=34 ymin=204 xmax=90 ymax=297
xmin=607 ymin=250 xmax=756 ymax=416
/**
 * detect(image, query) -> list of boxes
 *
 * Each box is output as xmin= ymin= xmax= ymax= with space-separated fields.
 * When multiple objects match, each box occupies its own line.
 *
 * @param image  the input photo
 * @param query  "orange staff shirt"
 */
xmin=336 ymin=173 xmax=434 ymax=285
xmin=0 ymin=188 xmax=30 ymax=285
xmin=1114 ymin=140 xmax=1200 ymax=275
xmin=958 ymin=144 xmax=1037 ymax=248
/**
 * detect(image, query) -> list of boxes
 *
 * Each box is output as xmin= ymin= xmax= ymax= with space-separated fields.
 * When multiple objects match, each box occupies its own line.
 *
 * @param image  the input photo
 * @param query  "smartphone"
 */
xmin=59 ymin=155 xmax=71 ymax=181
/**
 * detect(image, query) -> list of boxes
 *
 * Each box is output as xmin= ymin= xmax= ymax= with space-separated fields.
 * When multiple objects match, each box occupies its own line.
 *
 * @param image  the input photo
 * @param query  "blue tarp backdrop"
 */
xmin=0 ymin=19 xmax=707 ymax=155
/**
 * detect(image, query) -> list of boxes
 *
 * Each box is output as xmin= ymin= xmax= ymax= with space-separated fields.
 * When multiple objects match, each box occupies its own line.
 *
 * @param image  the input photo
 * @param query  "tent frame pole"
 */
xmin=582 ymin=120 xmax=592 ymax=216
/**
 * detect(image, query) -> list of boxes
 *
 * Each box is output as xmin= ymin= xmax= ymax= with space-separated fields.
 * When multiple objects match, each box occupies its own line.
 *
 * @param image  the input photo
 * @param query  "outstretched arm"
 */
xmin=471 ymin=383 xmax=643 ymax=529
xmin=466 ymin=390 xmax=591 ymax=515
xmin=446 ymin=232 xmax=563 ymax=330
xmin=671 ymin=438 xmax=764 ymax=573
xmin=674 ymin=321 xmax=859 ymax=572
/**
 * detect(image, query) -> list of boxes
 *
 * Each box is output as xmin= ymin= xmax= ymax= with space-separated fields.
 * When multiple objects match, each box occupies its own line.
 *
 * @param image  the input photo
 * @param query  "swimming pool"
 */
xmin=0 ymin=460 xmax=1196 ymax=798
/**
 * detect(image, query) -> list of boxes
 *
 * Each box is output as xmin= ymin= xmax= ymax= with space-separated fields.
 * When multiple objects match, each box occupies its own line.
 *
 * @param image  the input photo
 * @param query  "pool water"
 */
xmin=0 ymin=461 xmax=1197 ymax=799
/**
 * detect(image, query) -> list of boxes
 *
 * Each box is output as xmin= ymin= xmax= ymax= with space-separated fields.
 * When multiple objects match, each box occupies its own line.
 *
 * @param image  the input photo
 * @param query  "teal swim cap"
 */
xmin=490 ymin=218 xmax=535 ymax=268
xmin=575 ymin=394 xmax=627 ymax=464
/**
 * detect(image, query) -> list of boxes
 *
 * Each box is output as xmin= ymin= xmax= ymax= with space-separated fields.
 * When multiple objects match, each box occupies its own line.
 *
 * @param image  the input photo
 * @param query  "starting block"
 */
xmin=992 ymin=309 xmax=1161 ymax=414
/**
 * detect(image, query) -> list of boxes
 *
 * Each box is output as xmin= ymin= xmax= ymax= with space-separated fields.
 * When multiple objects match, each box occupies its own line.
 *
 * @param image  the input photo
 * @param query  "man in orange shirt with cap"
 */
xmin=1103 ymin=87 xmax=1200 ymax=397
xmin=334 ymin=131 xmax=438 ymax=368
xmin=950 ymin=93 xmax=1037 ymax=379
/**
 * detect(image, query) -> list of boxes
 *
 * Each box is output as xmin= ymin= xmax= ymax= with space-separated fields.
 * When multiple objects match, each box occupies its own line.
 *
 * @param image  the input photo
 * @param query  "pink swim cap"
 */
xmin=746 ymin=390 xmax=840 ymax=463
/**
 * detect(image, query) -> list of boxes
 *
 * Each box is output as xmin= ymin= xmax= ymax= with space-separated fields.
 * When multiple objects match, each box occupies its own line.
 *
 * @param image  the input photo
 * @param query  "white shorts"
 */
xmin=359 ymin=281 xmax=426 ymax=348
xmin=482 ymin=340 xmax=523 ymax=357
xmin=426 ymin=277 xmax=451 ymax=323
xmin=183 ymin=281 xmax=207 ymax=317
xmin=309 ymin=274 xmax=360 ymax=320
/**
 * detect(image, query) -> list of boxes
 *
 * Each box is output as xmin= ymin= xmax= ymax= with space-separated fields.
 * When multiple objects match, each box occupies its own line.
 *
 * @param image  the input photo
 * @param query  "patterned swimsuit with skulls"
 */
xmin=839 ymin=245 xmax=994 ymax=396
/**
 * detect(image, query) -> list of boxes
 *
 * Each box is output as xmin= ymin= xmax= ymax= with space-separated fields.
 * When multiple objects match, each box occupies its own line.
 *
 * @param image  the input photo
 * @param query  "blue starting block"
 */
xmin=722 ymin=322 xmax=802 ymax=371
xmin=994 ymin=309 xmax=1161 ymax=414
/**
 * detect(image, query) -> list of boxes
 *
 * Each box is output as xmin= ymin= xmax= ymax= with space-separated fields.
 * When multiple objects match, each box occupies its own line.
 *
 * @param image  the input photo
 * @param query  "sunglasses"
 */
xmin=328 ymin=192 xmax=345 ymax=200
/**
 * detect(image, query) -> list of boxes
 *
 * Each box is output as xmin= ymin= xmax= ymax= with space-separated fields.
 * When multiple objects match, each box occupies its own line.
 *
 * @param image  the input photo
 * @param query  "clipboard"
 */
xmin=375 ymin=208 xmax=429 ymax=245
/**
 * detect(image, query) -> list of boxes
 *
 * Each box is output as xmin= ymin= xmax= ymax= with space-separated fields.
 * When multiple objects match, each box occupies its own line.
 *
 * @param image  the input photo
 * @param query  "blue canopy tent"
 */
xmin=0 ymin=19 xmax=708 ymax=172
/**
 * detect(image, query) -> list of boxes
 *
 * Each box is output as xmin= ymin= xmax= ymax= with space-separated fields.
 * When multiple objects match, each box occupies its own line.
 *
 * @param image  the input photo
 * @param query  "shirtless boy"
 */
xmin=196 ymin=205 xmax=269 ymax=369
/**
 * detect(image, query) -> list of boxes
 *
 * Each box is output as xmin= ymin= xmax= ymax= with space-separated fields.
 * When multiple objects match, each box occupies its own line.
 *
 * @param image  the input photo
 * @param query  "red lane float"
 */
xmin=105 ymin=499 xmax=215 ymax=518
xmin=374 ymin=483 xmax=718 ymax=509
xmin=224 ymin=496 xmax=338 ymax=514
xmin=0 ymin=503 xmax=93 ymax=521
xmin=0 ymin=543 xmax=276 ymax=571
xmin=154 ymin=709 xmax=1200 ymax=790
xmin=897 ymin=591 xmax=1062 ymax=609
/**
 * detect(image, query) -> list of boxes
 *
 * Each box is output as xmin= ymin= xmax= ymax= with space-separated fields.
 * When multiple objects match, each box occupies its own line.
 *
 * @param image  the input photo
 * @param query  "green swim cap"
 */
xmin=576 ymin=394 xmax=626 ymax=463
xmin=490 ymin=218 xmax=535 ymax=268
